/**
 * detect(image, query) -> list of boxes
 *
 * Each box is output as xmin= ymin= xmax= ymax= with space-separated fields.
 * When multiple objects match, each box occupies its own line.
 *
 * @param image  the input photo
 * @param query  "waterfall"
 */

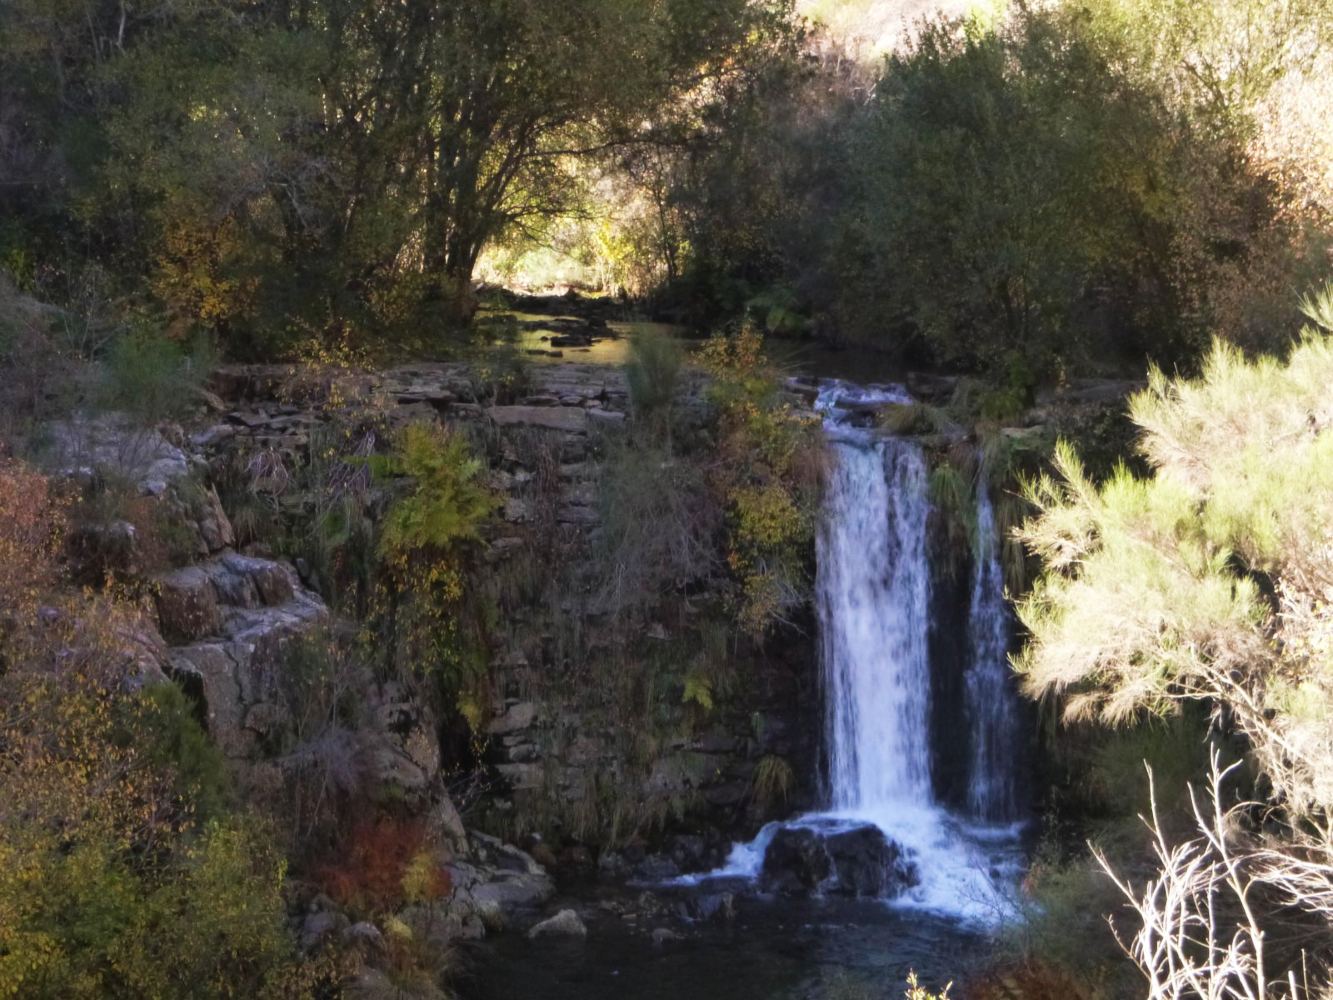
xmin=819 ymin=437 xmax=932 ymax=811
xmin=964 ymin=483 xmax=1021 ymax=821
xmin=685 ymin=380 xmax=1025 ymax=924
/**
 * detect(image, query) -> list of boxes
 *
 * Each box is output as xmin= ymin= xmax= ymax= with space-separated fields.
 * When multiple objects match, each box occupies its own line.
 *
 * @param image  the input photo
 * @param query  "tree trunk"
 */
xmin=438 ymin=264 xmax=478 ymax=328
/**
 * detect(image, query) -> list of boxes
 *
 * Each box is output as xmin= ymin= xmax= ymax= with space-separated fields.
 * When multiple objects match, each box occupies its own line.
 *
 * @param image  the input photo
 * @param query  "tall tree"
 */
xmin=1 ymin=0 xmax=797 ymax=344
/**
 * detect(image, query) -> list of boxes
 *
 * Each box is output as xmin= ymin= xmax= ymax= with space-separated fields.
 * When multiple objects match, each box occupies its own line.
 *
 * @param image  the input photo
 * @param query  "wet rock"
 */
xmin=824 ymin=825 xmax=918 ymax=897
xmin=668 ymin=834 xmax=709 ymax=871
xmin=687 ymin=891 xmax=736 ymax=924
xmin=759 ymin=823 xmax=918 ymax=898
xmin=651 ymin=926 xmax=683 ymax=945
xmin=528 ymin=909 xmax=586 ymax=939
xmin=631 ymin=855 xmax=680 ymax=882
xmin=760 ymin=827 xmax=832 ymax=894
xmin=905 ymin=372 xmax=959 ymax=403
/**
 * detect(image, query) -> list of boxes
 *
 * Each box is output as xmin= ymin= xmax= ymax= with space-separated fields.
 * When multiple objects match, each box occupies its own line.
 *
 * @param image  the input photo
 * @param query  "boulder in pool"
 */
xmin=759 ymin=822 xmax=918 ymax=898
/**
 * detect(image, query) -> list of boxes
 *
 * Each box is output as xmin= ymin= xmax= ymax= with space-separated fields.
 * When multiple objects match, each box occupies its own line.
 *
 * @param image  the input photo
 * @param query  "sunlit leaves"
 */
xmin=1018 ymin=290 xmax=1333 ymax=815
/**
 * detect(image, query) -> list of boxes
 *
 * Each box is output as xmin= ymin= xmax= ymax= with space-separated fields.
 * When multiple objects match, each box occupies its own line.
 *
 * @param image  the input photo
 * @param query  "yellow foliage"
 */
xmin=696 ymin=325 xmax=822 ymax=635
xmin=151 ymin=214 xmax=257 ymax=328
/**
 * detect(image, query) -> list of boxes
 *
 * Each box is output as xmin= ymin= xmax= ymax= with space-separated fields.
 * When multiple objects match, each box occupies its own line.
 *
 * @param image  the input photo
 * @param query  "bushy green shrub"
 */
xmin=376 ymin=422 xmax=495 ymax=556
xmin=371 ymin=421 xmax=497 ymax=729
xmin=1002 ymin=847 xmax=1132 ymax=998
xmin=625 ymin=328 xmax=683 ymax=437
xmin=133 ymin=682 xmax=233 ymax=824
xmin=101 ymin=325 xmax=214 ymax=425
xmin=697 ymin=325 xmax=823 ymax=635
xmin=1016 ymin=285 xmax=1333 ymax=997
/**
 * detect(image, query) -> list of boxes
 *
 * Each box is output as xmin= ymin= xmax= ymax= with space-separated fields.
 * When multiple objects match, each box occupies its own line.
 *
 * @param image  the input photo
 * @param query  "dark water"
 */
xmin=477 ymin=312 xmax=909 ymax=385
xmin=457 ymin=891 xmax=984 ymax=1000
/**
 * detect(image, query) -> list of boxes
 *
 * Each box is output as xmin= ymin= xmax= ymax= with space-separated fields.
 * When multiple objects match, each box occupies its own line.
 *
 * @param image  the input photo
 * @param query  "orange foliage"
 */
xmin=314 ymin=816 xmax=451 ymax=916
xmin=0 ymin=457 xmax=66 ymax=607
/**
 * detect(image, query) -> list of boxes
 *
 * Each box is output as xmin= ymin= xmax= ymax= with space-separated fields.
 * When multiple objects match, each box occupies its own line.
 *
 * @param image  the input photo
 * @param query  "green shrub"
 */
xmin=1001 ymin=847 xmax=1131 ymax=998
xmin=371 ymin=421 xmax=496 ymax=729
xmin=697 ymin=326 xmax=823 ymax=635
xmin=377 ymin=422 xmax=495 ymax=556
xmin=133 ymin=682 xmax=233 ymax=824
xmin=101 ymin=326 xmax=214 ymax=426
xmin=625 ymin=328 xmax=683 ymax=437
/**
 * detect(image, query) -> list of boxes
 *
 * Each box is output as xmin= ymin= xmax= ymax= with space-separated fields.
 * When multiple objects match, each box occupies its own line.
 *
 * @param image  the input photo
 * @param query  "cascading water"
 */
xmin=964 ymin=482 xmax=1022 ymax=821
xmin=819 ymin=437 xmax=932 ymax=811
xmin=683 ymin=380 xmax=1024 ymax=925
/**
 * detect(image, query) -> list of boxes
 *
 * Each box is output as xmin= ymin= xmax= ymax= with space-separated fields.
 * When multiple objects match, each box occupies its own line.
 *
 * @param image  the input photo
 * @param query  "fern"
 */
xmin=682 ymin=672 xmax=715 ymax=712
xmin=752 ymin=754 xmax=794 ymax=811
xmin=376 ymin=422 xmax=496 ymax=555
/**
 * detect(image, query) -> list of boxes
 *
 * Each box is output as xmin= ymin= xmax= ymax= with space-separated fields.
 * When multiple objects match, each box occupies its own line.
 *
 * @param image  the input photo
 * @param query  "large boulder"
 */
xmin=759 ymin=822 xmax=917 ymax=899
xmin=163 ymin=555 xmax=328 ymax=757
xmin=824 ymin=824 xmax=918 ymax=897
xmin=154 ymin=565 xmax=224 ymax=643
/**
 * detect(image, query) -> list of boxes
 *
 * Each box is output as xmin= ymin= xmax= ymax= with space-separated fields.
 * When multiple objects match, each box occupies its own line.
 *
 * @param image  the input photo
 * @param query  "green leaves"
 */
xmin=1017 ymin=297 xmax=1333 ymax=813
xmin=376 ymin=422 xmax=496 ymax=557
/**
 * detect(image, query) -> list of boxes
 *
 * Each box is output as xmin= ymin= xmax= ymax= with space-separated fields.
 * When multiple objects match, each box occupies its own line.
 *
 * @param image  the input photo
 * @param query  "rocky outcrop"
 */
xmin=158 ymin=556 xmax=327 ymax=758
xmin=487 ymin=405 xmax=589 ymax=433
xmin=44 ymin=414 xmax=194 ymax=495
xmin=200 ymin=359 xmax=815 ymax=855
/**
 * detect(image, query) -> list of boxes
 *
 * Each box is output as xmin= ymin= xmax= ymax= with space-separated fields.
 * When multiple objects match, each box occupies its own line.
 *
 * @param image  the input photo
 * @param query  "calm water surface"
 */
xmin=477 ymin=311 xmax=910 ymax=384
xmin=457 ymin=892 xmax=985 ymax=1000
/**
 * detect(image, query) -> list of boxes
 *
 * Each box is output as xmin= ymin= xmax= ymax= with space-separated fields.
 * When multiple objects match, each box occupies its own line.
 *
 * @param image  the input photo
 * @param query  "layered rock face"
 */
xmin=202 ymin=360 xmax=819 ymax=854
xmin=36 ymin=405 xmax=558 ymax=951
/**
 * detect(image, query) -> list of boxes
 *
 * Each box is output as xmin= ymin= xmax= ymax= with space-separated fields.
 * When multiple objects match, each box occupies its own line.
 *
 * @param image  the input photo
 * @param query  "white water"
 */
xmin=965 ymin=482 xmax=1022 ymax=821
xmin=821 ymin=437 xmax=933 ymax=808
xmin=682 ymin=382 xmax=1024 ymax=925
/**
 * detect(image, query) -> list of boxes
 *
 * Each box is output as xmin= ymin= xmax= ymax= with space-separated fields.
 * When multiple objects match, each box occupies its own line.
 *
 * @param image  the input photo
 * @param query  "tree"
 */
xmin=1074 ymin=0 xmax=1333 ymax=124
xmin=1 ymin=0 xmax=799 ymax=345
xmin=838 ymin=5 xmax=1220 ymax=374
xmin=1016 ymin=284 xmax=1333 ymax=996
